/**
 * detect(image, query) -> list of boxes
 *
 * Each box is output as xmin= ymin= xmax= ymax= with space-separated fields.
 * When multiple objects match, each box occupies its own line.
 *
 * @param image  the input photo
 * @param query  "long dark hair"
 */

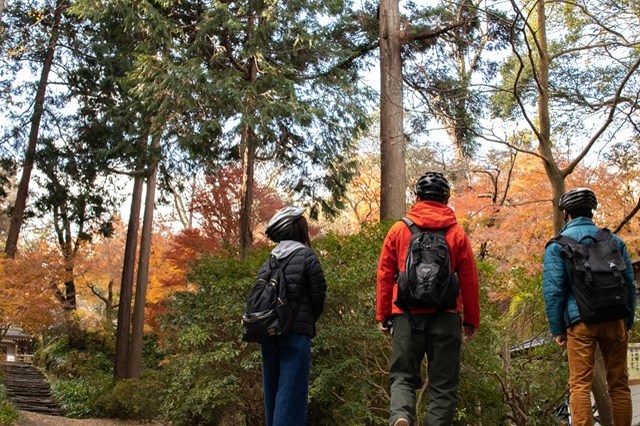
xmin=290 ymin=216 xmax=311 ymax=247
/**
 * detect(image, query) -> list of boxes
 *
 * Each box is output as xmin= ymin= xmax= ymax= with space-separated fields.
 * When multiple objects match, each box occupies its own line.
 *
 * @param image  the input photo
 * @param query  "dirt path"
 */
xmin=15 ymin=411 xmax=165 ymax=425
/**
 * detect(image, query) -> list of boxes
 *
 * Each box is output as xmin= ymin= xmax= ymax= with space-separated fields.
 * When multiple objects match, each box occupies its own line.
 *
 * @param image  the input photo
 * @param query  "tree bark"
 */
xmin=592 ymin=346 xmax=613 ymax=426
xmin=239 ymin=123 xmax=256 ymax=261
xmin=106 ymin=279 xmax=113 ymax=323
xmin=4 ymin=0 xmax=68 ymax=258
xmin=128 ymin=135 xmax=160 ymax=379
xmin=88 ymin=280 xmax=114 ymax=325
xmin=238 ymin=31 xmax=259 ymax=260
xmin=379 ymin=0 xmax=407 ymax=220
xmin=114 ymin=154 xmax=145 ymax=380
xmin=51 ymin=203 xmax=77 ymax=310
xmin=534 ymin=1 xmax=565 ymax=233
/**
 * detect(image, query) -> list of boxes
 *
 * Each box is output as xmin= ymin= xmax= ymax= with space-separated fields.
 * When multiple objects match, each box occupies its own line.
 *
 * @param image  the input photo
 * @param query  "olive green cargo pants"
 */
xmin=389 ymin=312 xmax=462 ymax=426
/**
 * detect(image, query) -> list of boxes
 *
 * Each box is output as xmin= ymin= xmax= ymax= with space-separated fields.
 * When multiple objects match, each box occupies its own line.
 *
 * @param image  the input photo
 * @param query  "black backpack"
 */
xmin=395 ymin=218 xmax=459 ymax=311
xmin=548 ymin=228 xmax=631 ymax=324
xmin=242 ymin=252 xmax=299 ymax=343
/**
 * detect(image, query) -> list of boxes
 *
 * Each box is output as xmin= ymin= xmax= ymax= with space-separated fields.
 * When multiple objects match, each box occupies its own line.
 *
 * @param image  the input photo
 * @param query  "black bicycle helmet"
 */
xmin=265 ymin=206 xmax=305 ymax=242
xmin=415 ymin=172 xmax=451 ymax=203
xmin=558 ymin=188 xmax=597 ymax=214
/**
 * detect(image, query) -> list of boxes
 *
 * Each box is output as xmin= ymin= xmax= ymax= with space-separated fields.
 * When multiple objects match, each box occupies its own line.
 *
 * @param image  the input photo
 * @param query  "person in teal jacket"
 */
xmin=543 ymin=188 xmax=636 ymax=426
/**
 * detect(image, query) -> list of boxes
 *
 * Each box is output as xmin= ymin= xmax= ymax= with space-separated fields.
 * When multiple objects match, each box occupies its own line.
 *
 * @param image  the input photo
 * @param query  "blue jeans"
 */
xmin=261 ymin=333 xmax=311 ymax=426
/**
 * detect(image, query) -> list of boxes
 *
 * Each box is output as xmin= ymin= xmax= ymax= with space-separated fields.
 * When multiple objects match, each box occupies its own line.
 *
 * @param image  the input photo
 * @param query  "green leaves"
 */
xmin=0 ymin=379 xmax=20 ymax=425
xmin=157 ymin=223 xmax=393 ymax=424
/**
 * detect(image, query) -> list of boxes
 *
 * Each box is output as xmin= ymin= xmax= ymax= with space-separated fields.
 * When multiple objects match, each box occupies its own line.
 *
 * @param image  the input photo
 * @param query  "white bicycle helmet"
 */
xmin=265 ymin=206 xmax=306 ymax=242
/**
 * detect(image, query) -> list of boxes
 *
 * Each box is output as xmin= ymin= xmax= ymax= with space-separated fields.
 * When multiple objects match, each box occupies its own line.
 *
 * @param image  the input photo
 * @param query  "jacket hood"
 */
xmin=405 ymin=200 xmax=458 ymax=229
xmin=271 ymin=240 xmax=307 ymax=259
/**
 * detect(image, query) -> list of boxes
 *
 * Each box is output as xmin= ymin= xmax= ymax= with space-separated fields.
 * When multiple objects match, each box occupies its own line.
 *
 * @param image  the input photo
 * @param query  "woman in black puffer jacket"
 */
xmin=260 ymin=206 xmax=326 ymax=426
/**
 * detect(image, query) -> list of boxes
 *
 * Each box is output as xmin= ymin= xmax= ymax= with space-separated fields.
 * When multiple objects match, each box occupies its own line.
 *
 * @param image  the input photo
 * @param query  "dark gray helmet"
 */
xmin=415 ymin=172 xmax=451 ymax=203
xmin=558 ymin=188 xmax=597 ymax=213
xmin=265 ymin=206 xmax=305 ymax=242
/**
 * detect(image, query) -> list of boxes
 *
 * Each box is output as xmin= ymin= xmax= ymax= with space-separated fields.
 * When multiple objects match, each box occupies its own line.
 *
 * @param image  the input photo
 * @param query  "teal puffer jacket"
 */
xmin=543 ymin=217 xmax=636 ymax=336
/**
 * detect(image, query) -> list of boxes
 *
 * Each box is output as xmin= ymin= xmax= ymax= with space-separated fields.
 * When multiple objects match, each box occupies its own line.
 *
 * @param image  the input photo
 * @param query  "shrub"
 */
xmin=95 ymin=375 xmax=163 ymax=420
xmin=0 ymin=380 xmax=19 ymax=426
xmin=51 ymin=373 xmax=113 ymax=418
xmin=38 ymin=323 xmax=166 ymax=421
xmin=307 ymin=222 xmax=392 ymax=425
xmin=158 ymin=249 xmax=267 ymax=425
xmin=35 ymin=337 xmax=71 ymax=375
xmin=39 ymin=334 xmax=114 ymax=418
xmin=36 ymin=334 xmax=113 ymax=378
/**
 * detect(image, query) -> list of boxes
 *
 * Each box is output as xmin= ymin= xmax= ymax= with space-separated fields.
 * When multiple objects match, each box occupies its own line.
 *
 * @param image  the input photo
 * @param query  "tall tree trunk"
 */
xmin=114 ymin=162 xmax=145 ymax=380
xmin=239 ymin=123 xmax=255 ymax=261
xmin=239 ymin=51 xmax=258 ymax=260
xmin=379 ymin=0 xmax=406 ymax=220
xmin=52 ymin=204 xmax=77 ymax=310
xmin=60 ymin=222 xmax=81 ymax=346
xmin=128 ymin=136 xmax=160 ymax=379
xmin=535 ymin=3 xmax=612 ymax=422
xmin=62 ymin=273 xmax=76 ymax=310
xmin=4 ymin=0 xmax=68 ymax=258
xmin=106 ymin=279 xmax=114 ymax=324
xmin=535 ymin=1 xmax=565 ymax=233
xmin=62 ymin=217 xmax=77 ymax=310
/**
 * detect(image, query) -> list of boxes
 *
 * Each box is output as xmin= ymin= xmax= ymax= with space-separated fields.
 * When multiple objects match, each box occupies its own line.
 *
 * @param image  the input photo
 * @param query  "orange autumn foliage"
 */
xmin=74 ymin=218 xmax=187 ymax=332
xmin=0 ymin=241 xmax=65 ymax=334
xmin=163 ymin=166 xmax=284 ymax=277
xmin=451 ymin=154 xmax=639 ymax=302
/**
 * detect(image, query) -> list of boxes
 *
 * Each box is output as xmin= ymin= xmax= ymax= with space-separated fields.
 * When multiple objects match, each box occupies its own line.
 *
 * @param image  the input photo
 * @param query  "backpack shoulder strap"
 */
xmin=595 ymin=228 xmax=612 ymax=242
xmin=400 ymin=217 xmax=421 ymax=235
xmin=546 ymin=234 xmax=579 ymax=249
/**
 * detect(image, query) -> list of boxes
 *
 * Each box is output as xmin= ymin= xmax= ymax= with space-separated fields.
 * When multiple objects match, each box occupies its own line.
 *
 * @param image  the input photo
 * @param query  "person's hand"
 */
xmin=379 ymin=320 xmax=391 ymax=334
xmin=463 ymin=325 xmax=476 ymax=342
xmin=555 ymin=333 xmax=567 ymax=347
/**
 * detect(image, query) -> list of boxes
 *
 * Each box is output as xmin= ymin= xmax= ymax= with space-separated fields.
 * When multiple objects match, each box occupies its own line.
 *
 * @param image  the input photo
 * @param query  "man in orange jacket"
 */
xmin=376 ymin=172 xmax=480 ymax=426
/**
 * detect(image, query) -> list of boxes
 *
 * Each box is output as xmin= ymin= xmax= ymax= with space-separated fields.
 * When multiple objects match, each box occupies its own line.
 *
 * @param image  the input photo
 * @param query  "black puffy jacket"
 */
xmin=258 ymin=242 xmax=326 ymax=337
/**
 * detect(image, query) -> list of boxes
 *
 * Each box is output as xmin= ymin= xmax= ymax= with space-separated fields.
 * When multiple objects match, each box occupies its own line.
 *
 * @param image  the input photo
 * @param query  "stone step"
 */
xmin=6 ymin=391 xmax=54 ymax=399
xmin=5 ymin=382 xmax=51 ymax=388
xmin=4 ymin=379 xmax=51 ymax=386
xmin=1 ymin=362 xmax=61 ymax=416
xmin=6 ymin=391 xmax=52 ymax=397
xmin=9 ymin=396 xmax=58 ymax=406
xmin=14 ymin=405 xmax=61 ymax=415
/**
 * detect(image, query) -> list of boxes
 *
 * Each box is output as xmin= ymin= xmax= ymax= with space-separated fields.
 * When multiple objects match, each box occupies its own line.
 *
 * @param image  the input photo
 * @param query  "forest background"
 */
xmin=1 ymin=0 xmax=640 ymax=424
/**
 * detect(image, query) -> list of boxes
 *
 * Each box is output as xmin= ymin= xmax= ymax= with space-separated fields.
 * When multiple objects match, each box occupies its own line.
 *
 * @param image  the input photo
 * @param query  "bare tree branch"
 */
xmin=563 ymin=54 xmax=640 ymax=177
xmin=613 ymin=196 xmax=640 ymax=234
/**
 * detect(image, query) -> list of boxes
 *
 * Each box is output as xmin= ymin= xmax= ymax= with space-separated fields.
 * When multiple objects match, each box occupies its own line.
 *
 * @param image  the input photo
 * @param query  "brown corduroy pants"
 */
xmin=567 ymin=319 xmax=631 ymax=426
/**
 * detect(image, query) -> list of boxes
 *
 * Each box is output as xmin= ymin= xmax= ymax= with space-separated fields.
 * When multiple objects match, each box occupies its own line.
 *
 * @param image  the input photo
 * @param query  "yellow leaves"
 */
xmin=28 ymin=8 xmax=45 ymax=22
xmin=331 ymin=152 xmax=381 ymax=232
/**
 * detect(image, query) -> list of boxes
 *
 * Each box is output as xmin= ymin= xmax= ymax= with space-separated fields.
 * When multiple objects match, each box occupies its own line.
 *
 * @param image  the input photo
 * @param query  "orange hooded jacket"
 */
xmin=376 ymin=200 xmax=480 ymax=330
